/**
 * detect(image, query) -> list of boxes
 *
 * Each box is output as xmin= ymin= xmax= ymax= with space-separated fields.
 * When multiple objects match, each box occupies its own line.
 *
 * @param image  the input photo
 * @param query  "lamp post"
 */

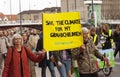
xmin=91 ymin=0 xmax=94 ymax=19
xmin=29 ymin=0 xmax=31 ymax=21
xmin=91 ymin=0 xmax=95 ymax=26
xmin=75 ymin=0 xmax=76 ymax=11
xmin=92 ymin=0 xmax=94 ymax=14
xmin=10 ymin=0 xmax=12 ymax=23
xmin=19 ymin=0 xmax=22 ymax=33
xmin=55 ymin=0 xmax=58 ymax=12
xmin=66 ymin=0 xmax=69 ymax=12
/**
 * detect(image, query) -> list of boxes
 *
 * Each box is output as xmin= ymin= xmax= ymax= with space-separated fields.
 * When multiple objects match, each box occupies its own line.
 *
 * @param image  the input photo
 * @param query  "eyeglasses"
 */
xmin=14 ymin=38 xmax=22 ymax=40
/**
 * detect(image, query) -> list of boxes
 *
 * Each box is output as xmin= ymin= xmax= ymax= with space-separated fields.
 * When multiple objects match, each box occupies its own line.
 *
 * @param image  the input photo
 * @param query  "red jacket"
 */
xmin=2 ymin=46 xmax=44 ymax=77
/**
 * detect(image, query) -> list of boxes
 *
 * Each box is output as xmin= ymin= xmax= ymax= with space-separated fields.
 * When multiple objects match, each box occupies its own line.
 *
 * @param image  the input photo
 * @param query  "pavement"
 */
xmin=36 ymin=66 xmax=60 ymax=77
xmin=35 ymin=53 xmax=120 ymax=77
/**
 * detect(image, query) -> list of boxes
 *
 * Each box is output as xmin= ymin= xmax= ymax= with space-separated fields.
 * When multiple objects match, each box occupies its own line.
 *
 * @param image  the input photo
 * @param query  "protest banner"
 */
xmin=42 ymin=12 xmax=83 ymax=51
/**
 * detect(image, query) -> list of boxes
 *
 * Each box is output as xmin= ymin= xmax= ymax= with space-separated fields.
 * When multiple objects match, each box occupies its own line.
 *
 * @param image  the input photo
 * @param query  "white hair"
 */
xmin=12 ymin=33 xmax=23 ymax=46
xmin=82 ymin=27 xmax=89 ymax=33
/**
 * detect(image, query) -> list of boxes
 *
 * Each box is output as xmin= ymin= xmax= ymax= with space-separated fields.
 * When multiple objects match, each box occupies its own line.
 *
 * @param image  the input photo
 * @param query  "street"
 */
xmin=36 ymin=66 xmax=60 ymax=77
xmin=35 ymin=54 xmax=120 ymax=77
xmin=35 ymin=64 xmax=120 ymax=77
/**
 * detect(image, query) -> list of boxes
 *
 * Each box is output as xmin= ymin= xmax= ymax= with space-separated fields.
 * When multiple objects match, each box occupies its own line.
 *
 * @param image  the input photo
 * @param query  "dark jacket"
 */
xmin=102 ymin=30 xmax=113 ymax=49
xmin=36 ymin=38 xmax=43 ymax=51
xmin=53 ymin=49 xmax=71 ymax=63
xmin=113 ymin=31 xmax=120 ymax=43
xmin=36 ymin=38 xmax=54 ymax=67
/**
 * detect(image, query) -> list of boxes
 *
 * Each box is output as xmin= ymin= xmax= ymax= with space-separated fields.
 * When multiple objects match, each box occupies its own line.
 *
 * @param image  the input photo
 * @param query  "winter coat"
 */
xmin=71 ymin=37 xmax=103 ymax=74
xmin=27 ymin=34 xmax=39 ymax=50
xmin=53 ymin=49 xmax=71 ymax=63
xmin=2 ymin=46 xmax=44 ymax=77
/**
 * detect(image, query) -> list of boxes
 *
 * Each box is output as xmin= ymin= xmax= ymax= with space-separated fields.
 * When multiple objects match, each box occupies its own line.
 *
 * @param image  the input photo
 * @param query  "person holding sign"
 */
xmin=36 ymin=33 xmax=56 ymax=77
xmin=2 ymin=33 xmax=45 ymax=77
xmin=113 ymin=25 xmax=120 ymax=58
xmin=71 ymin=27 xmax=107 ymax=77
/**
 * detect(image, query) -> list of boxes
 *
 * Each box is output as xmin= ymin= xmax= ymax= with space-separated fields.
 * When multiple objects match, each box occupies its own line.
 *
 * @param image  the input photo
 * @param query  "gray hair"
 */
xmin=12 ymin=33 xmax=23 ymax=46
xmin=82 ymin=27 xmax=89 ymax=33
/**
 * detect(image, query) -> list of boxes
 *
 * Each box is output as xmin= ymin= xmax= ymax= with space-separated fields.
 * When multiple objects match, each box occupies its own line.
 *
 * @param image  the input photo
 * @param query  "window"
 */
xmin=34 ymin=15 xmax=39 ymax=20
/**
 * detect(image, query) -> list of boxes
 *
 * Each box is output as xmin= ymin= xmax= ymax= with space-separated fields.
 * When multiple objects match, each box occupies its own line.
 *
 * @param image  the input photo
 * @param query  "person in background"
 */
xmin=7 ymin=30 xmax=15 ymax=47
xmin=22 ymin=32 xmax=29 ymax=45
xmin=101 ymin=24 xmax=113 ymax=49
xmin=36 ymin=33 xmax=56 ymax=77
xmin=53 ymin=49 xmax=72 ymax=77
xmin=0 ymin=31 xmax=9 ymax=76
xmin=2 ymin=33 xmax=45 ymax=77
xmin=113 ymin=25 xmax=120 ymax=58
xmin=3 ymin=31 xmax=9 ymax=38
xmin=90 ymin=27 xmax=99 ymax=46
xmin=24 ymin=30 xmax=31 ymax=41
xmin=71 ymin=27 xmax=106 ymax=77
xmin=27 ymin=29 xmax=40 ymax=77
xmin=27 ymin=29 xmax=39 ymax=52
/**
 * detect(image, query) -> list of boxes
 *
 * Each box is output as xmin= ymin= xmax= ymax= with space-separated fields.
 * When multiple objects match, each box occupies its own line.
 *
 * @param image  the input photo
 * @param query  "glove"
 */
xmin=104 ymin=57 xmax=110 ymax=67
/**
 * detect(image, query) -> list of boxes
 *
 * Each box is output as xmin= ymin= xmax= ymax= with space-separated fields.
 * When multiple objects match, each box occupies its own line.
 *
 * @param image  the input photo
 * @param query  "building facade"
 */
xmin=17 ymin=10 xmax=42 ymax=23
xmin=17 ymin=7 xmax=61 ymax=23
xmin=61 ymin=0 xmax=88 ymax=22
xmin=0 ymin=12 xmax=17 ymax=24
xmin=61 ymin=0 xmax=120 ymax=25
xmin=101 ymin=0 xmax=120 ymax=20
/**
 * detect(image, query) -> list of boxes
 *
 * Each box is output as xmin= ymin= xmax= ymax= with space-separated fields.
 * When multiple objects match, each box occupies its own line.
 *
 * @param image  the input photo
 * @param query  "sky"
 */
xmin=0 ymin=0 xmax=61 ymax=14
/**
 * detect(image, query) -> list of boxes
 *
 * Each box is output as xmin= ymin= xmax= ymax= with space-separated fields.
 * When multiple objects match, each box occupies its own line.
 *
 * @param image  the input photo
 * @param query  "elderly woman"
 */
xmin=71 ymin=27 xmax=105 ymax=77
xmin=2 ymin=33 xmax=45 ymax=77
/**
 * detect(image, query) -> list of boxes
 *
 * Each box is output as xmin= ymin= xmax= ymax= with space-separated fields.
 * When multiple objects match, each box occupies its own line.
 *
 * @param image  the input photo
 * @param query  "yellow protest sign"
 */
xmin=43 ymin=12 xmax=83 ymax=51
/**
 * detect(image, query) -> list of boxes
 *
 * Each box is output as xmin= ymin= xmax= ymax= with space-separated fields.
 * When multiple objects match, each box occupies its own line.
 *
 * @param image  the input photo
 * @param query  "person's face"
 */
xmin=22 ymin=34 xmax=27 ymax=41
xmin=13 ymin=37 xmax=22 ymax=45
xmin=3 ymin=31 xmax=8 ymax=36
xmin=0 ymin=31 xmax=3 ymax=37
xmin=91 ymin=30 xmax=96 ymax=35
xmin=83 ymin=31 xmax=89 ymax=40
xmin=33 ymin=30 xmax=37 ymax=35
xmin=10 ymin=31 xmax=14 ymax=35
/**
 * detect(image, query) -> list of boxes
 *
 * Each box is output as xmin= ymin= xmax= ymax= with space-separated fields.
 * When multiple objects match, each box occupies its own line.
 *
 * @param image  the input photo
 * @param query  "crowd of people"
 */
xmin=0 ymin=23 xmax=119 ymax=77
